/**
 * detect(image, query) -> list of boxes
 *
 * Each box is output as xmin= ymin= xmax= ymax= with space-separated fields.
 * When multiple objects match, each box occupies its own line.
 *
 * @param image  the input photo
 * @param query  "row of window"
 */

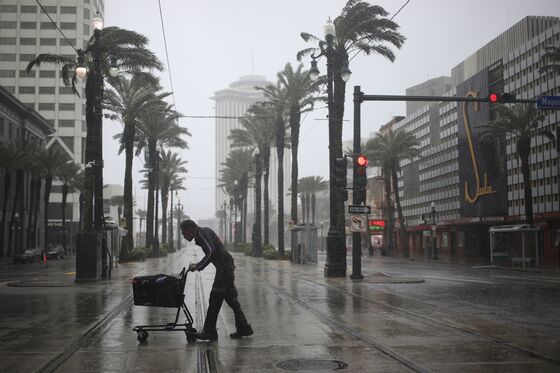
xmin=508 ymin=193 xmax=560 ymax=207
xmin=17 ymin=86 xmax=77 ymax=95
xmin=0 ymin=5 xmax=79 ymax=14
xmin=0 ymin=117 xmax=44 ymax=145
xmin=0 ymin=38 xmax=78 ymax=47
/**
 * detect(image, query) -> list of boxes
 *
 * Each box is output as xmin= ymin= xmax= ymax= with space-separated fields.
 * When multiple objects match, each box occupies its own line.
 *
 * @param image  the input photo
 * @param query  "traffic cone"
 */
xmin=43 ymin=252 xmax=47 ymax=268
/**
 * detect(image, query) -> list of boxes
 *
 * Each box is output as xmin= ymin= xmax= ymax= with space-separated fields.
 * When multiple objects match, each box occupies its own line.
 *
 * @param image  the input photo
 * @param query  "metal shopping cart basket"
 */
xmin=132 ymin=267 xmax=197 ymax=343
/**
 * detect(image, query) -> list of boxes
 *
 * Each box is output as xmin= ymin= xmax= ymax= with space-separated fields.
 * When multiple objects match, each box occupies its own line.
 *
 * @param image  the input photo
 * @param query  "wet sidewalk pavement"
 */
xmin=1 ymin=247 xmax=560 ymax=372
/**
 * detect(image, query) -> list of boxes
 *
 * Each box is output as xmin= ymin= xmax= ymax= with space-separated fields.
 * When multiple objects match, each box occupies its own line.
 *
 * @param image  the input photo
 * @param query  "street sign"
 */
xmin=368 ymin=219 xmax=385 ymax=231
xmin=350 ymin=215 xmax=367 ymax=232
xmin=348 ymin=205 xmax=371 ymax=214
xmin=537 ymin=96 xmax=560 ymax=110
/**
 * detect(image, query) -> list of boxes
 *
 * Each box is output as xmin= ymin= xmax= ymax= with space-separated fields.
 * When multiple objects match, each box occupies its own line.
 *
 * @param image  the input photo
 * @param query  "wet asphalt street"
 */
xmin=0 ymin=246 xmax=559 ymax=372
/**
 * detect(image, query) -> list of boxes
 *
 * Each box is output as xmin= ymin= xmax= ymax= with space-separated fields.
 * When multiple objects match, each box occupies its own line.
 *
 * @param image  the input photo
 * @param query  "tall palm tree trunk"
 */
xmin=300 ymin=194 xmax=305 ymax=224
xmin=26 ymin=177 xmax=36 ymax=250
xmin=383 ymin=174 xmax=394 ymax=256
xmin=168 ymin=190 xmax=174 ymax=249
xmin=290 ymin=110 xmax=301 ymax=252
xmin=0 ymin=172 xmax=11 ymax=256
xmin=43 ymin=175 xmax=53 ymax=251
xmin=277 ymin=139 xmax=285 ymax=256
xmin=392 ymin=169 xmax=409 ymax=257
xmin=32 ymin=179 xmax=41 ymax=248
xmin=305 ymin=192 xmax=311 ymax=224
xmin=145 ymin=146 xmax=156 ymax=247
xmin=83 ymin=76 xmax=96 ymax=233
xmin=121 ymin=123 xmax=135 ymax=262
xmin=312 ymin=193 xmax=316 ymax=225
xmin=8 ymin=169 xmax=23 ymax=256
xmin=61 ymin=183 xmax=68 ymax=254
xmin=161 ymin=189 xmax=168 ymax=244
xmin=263 ymin=152 xmax=270 ymax=245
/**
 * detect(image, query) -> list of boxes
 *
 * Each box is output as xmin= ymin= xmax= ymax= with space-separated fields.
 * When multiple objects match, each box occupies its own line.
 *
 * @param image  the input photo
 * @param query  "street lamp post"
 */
xmin=169 ymin=189 xmax=174 ymax=252
xmin=153 ymin=145 xmax=162 ymax=257
xmin=75 ymin=13 xmax=118 ymax=281
xmin=176 ymin=199 xmax=182 ymax=250
xmin=222 ymin=201 xmax=228 ymax=244
xmin=13 ymin=212 xmax=20 ymax=255
xmin=308 ymin=18 xmax=352 ymax=277
xmin=431 ymin=201 xmax=438 ymax=260
xmin=233 ymin=180 xmax=239 ymax=251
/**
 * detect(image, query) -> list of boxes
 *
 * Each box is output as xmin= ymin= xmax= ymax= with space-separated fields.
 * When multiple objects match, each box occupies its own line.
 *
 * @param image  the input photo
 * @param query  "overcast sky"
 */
xmin=103 ymin=0 xmax=559 ymax=220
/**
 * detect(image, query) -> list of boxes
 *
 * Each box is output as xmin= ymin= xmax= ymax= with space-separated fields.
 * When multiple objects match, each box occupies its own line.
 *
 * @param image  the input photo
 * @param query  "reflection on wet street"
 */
xmin=0 ymin=248 xmax=559 ymax=372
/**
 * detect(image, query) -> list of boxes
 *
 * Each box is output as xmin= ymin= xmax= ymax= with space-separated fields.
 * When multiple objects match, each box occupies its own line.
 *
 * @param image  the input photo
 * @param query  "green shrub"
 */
xmin=159 ymin=244 xmax=168 ymax=257
xmin=263 ymin=244 xmax=279 ymax=260
xmin=129 ymin=247 xmax=147 ymax=261
xmin=282 ymin=250 xmax=291 ymax=260
xmin=242 ymin=243 xmax=254 ymax=256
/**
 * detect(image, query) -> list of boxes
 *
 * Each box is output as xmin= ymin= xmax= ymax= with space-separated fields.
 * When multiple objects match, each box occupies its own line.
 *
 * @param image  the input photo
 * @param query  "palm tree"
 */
xmin=59 ymin=162 xmax=82 ymax=254
xmin=219 ymin=149 xmax=254 ymax=245
xmin=0 ymin=142 xmax=27 ymax=256
xmin=158 ymin=150 xmax=187 ymax=244
xmin=258 ymin=84 xmax=290 ymax=255
xmin=298 ymin=1 xmax=405 ymax=265
xmin=298 ymin=176 xmax=328 ymax=225
xmin=229 ymin=103 xmax=276 ymax=245
xmin=168 ymin=176 xmax=186 ymax=250
xmin=539 ymin=46 xmax=560 ymax=74
xmin=480 ymin=104 xmax=553 ymax=225
xmin=135 ymin=105 xmax=190 ymax=248
xmin=27 ymin=27 xmax=162 ymax=234
xmin=104 ymin=72 xmax=166 ymax=262
xmin=34 ymin=147 xmax=71 ymax=251
xmin=364 ymin=129 xmax=419 ymax=256
xmin=136 ymin=209 xmax=147 ymax=246
xmin=277 ymin=63 xmax=324 ymax=252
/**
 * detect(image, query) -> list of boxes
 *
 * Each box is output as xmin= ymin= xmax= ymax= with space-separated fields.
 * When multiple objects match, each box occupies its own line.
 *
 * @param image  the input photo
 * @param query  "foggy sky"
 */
xmin=103 ymin=0 xmax=560 ymax=220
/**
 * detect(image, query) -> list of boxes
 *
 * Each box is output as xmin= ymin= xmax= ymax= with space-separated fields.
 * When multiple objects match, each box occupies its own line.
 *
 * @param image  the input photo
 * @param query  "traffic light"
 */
xmin=354 ymin=154 xmax=368 ymax=203
xmin=334 ymin=157 xmax=348 ymax=201
xmin=488 ymin=92 xmax=516 ymax=103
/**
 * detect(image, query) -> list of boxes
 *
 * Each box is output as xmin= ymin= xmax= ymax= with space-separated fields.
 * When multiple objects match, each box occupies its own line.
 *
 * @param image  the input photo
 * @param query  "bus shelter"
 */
xmin=488 ymin=224 xmax=540 ymax=269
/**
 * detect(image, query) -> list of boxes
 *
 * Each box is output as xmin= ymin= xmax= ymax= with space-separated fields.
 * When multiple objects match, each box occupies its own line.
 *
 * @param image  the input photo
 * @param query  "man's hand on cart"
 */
xmin=188 ymin=263 xmax=198 ymax=272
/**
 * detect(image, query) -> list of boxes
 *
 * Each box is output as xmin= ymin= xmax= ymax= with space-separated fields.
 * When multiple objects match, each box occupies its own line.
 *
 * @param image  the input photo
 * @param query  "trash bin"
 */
xmin=75 ymin=232 xmax=102 ymax=282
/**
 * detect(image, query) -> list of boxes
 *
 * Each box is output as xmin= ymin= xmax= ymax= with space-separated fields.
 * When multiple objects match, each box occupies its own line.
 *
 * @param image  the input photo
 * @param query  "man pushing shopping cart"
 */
xmin=182 ymin=219 xmax=254 ymax=341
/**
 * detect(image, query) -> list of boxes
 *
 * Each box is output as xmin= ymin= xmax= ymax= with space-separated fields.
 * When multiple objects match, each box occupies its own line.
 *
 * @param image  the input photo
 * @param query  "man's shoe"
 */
xmin=196 ymin=330 xmax=218 ymax=341
xmin=229 ymin=325 xmax=253 ymax=339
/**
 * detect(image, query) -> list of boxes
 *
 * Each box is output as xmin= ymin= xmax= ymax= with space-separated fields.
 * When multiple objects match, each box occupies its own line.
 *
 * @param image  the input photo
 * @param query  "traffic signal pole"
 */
xmin=351 ymin=87 xmax=535 ymax=280
xmin=351 ymin=86 xmax=364 ymax=279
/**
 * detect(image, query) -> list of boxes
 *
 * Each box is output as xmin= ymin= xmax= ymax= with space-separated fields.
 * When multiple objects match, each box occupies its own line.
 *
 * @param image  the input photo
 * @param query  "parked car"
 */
xmin=13 ymin=248 xmax=42 ymax=264
xmin=45 ymin=244 xmax=65 ymax=260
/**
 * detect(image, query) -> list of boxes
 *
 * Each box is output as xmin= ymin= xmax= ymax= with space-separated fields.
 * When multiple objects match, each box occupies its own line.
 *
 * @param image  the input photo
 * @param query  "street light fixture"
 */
xmin=307 ymin=17 xmax=351 ymax=277
xmin=252 ymin=148 xmax=262 ymax=257
xmin=176 ymin=198 xmax=182 ymax=250
xmin=233 ymin=180 xmax=239 ymax=250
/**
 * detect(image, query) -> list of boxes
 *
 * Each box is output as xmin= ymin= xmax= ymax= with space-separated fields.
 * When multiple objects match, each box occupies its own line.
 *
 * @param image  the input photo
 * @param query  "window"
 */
xmin=0 ymin=21 xmax=16 ymax=28
xmin=41 ymin=22 xmax=56 ymax=30
xmin=83 ymin=25 xmax=90 ymax=35
xmin=59 ymin=87 xmax=74 ymax=94
xmin=39 ymin=87 xmax=55 ymax=94
xmin=19 ymin=87 xmax=35 ymax=94
xmin=58 ymin=103 xmax=75 ymax=111
xmin=0 ymin=37 xmax=16 ymax=45
xmin=0 ymin=5 xmax=17 ymax=12
xmin=0 ymin=54 xmax=16 ymax=61
xmin=40 ymin=38 xmax=56 ymax=46
xmin=20 ymin=69 xmax=35 ymax=77
xmin=61 ymin=6 xmax=76 ymax=14
xmin=21 ymin=5 xmax=37 ymax=13
xmin=60 ymin=22 xmax=76 ymax=30
xmin=0 ymin=70 xmax=16 ymax=78
xmin=19 ymin=54 xmax=36 ymax=62
xmin=20 ymin=38 xmax=36 ymax=45
xmin=42 ymin=6 xmax=57 ymax=13
xmin=4 ymin=87 xmax=15 ymax=93
xmin=20 ymin=22 xmax=36 ymax=29
xmin=39 ymin=103 xmax=55 ymax=111
xmin=58 ymin=120 xmax=75 ymax=127
xmin=84 ymin=8 xmax=90 ymax=19
xmin=60 ymin=137 xmax=74 ymax=151
xmin=40 ymin=70 xmax=56 ymax=78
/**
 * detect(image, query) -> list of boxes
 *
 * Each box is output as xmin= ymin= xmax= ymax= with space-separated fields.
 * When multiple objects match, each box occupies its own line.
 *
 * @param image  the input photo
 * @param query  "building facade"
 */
xmin=0 ymin=0 xmax=104 ymax=243
xmin=0 ymin=85 xmax=54 ymax=256
xmin=213 ymin=75 xmax=291 ymax=244
xmin=391 ymin=16 xmax=560 ymax=267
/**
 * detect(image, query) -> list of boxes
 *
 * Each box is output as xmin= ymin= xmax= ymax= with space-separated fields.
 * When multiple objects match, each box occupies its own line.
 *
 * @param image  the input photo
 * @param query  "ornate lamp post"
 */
xmin=74 ymin=13 xmax=118 ymax=281
xmin=233 ymin=180 xmax=240 ymax=250
xmin=308 ymin=18 xmax=351 ymax=277
xmin=222 ymin=201 xmax=228 ymax=244
xmin=176 ymin=198 xmax=182 ymax=250
xmin=153 ymin=145 xmax=162 ymax=257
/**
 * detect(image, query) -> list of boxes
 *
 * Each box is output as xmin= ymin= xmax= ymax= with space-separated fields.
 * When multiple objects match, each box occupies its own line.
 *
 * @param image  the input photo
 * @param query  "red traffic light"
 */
xmin=356 ymin=155 xmax=368 ymax=167
xmin=488 ymin=93 xmax=498 ymax=103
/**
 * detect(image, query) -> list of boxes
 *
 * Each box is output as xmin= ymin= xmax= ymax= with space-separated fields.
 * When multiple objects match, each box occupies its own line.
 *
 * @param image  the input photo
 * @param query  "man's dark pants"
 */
xmin=203 ymin=259 xmax=249 ymax=332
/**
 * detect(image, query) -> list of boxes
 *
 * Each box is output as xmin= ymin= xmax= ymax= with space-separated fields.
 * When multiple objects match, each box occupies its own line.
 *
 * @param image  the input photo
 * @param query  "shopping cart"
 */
xmin=132 ymin=267 xmax=197 ymax=343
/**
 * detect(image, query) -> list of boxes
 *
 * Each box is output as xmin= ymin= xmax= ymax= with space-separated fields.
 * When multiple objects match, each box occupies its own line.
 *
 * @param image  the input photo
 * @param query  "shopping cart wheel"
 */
xmin=186 ymin=327 xmax=197 ymax=343
xmin=137 ymin=331 xmax=148 ymax=343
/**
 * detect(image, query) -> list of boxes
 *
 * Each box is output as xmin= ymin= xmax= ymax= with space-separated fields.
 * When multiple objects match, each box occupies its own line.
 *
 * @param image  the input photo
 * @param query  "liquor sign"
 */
xmin=368 ymin=219 xmax=385 ymax=232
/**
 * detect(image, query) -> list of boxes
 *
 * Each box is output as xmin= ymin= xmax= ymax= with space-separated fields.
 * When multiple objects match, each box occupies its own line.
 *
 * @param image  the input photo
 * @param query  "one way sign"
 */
xmin=348 ymin=205 xmax=371 ymax=214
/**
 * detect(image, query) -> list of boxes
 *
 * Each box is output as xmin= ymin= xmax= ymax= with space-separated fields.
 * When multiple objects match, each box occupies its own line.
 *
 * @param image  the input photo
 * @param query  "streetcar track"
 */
xmin=34 ymin=252 xmax=189 ymax=373
xmin=242 ymin=256 xmax=560 ymax=370
xmin=194 ymin=268 xmax=218 ymax=373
